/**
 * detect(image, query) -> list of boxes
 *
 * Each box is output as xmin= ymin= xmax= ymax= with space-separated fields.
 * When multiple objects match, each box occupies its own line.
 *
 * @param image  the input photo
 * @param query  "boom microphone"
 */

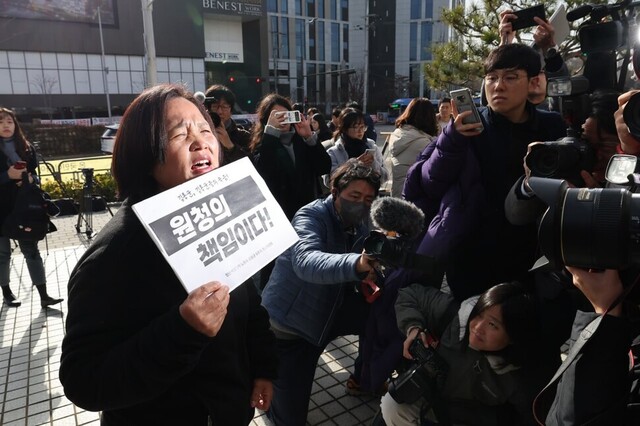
xmin=369 ymin=197 xmax=425 ymax=239
xmin=194 ymin=91 xmax=206 ymax=103
xmin=566 ymin=4 xmax=593 ymax=21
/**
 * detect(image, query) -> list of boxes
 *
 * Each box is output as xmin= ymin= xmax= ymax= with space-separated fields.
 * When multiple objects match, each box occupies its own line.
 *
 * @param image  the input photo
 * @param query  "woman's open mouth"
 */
xmin=191 ymin=159 xmax=212 ymax=172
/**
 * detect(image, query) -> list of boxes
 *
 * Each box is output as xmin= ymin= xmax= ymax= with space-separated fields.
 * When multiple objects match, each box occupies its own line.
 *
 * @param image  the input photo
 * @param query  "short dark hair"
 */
xmin=438 ymin=97 xmax=451 ymax=107
xmin=331 ymin=107 xmax=342 ymax=118
xmin=330 ymin=158 xmax=381 ymax=196
xmin=468 ymin=282 xmax=536 ymax=366
xmin=112 ymin=83 xmax=217 ymax=200
xmin=484 ymin=44 xmax=542 ymax=78
xmin=335 ymin=107 xmax=365 ymax=140
xmin=395 ymin=98 xmax=438 ymax=136
xmin=204 ymin=84 xmax=236 ymax=108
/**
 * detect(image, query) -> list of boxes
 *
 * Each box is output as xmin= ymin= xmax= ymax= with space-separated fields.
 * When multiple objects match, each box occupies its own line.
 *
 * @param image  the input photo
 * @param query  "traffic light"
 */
xmin=229 ymin=76 xmax=235 ymax=83
xmin=255 ymin=77 xmax=262 ymax=84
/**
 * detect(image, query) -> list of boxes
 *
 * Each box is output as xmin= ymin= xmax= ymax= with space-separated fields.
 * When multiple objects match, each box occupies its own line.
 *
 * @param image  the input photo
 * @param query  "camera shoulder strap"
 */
xmin=532 ymin=315 xmax=603 ymax=425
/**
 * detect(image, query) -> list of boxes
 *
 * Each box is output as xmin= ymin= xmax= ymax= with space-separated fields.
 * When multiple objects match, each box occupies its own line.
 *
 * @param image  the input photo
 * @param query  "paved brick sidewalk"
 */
xmin=0 ymin=209 xmax=380 ymax=425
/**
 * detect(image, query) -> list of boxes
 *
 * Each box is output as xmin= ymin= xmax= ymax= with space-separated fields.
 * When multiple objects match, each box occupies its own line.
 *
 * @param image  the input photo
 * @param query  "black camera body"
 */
xmin=526 ymin=134 xmax=595 ymax=187
xmin=388 ymin=339 xmax=448 ymax=404
xmin=363 ymin=231 xmax=438 ymax=274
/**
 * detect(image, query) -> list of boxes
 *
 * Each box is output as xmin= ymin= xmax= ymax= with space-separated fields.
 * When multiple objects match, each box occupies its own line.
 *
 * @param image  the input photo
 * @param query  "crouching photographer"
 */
xmin=378 ymin=282 xmax=540 ymax=425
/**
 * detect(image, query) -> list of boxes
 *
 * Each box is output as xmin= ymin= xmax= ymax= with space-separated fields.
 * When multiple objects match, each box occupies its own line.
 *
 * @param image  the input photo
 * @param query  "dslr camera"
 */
xmin=363 ymin=231 xmax=438 ymax=274
xmin=525 ymin=132 xmax=595 ymax=187
xmin=388 ymin=338 xmax=448 ymax=404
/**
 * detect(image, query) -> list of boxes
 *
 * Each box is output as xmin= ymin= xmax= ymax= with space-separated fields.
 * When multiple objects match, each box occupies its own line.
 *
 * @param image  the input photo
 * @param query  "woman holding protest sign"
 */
xmin=60 ymin=84 xmax=277 ymax=425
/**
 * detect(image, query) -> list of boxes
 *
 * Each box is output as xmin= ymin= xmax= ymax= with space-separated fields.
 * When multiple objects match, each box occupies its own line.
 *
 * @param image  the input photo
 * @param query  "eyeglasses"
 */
xmin=348 ymin=125 xmax=368 ymax=132
xmin=484 ymin=73 xmax=527 ymax=86
xmin=211 ymin=104 xmax=231 ymax=111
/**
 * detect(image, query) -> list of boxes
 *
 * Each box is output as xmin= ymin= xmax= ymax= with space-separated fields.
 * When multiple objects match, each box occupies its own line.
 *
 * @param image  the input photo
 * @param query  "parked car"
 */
xmin=100 ymin=124 xmax=119 ymax=153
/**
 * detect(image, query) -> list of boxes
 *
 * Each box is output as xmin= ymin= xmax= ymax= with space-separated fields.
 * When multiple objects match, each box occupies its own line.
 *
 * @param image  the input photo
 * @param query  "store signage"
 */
xmin=201 ymin=0 xmax=263 ymax=17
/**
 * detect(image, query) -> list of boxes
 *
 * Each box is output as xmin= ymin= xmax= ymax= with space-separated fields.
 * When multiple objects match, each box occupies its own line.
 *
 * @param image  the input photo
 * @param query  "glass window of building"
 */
xmin=421 ymin=22 xmax=432 ymax=60
xmin=271 ymin=16 xmax=280 ymax=58
xmin=341 ymin=0 xmax=348 ymax=21
xmin=309 ymin=20 xmax=316 ymax=61
xmin=425 ymin=0 xmax=434 ymax=19
xmin=331 ymin=23 xmax=340 ymax=62
xmin=307 ymin=0 xmax=315 ymax=17
xmin=318 ymin=21 xmax=325 ymax=61
xmin=330 ymin=0 xmax=337 ymax=20
xmin=295 ymin=0 xmax=302 ymax=15
xmin=280 ymin=0 xmax=288 ymax=13
xmin=342 ymin=24 xmax=349 ymax=62
xmin=281 ymin=17 xmax=290 ymax=59
xmin=410 ymin=22 xmax=417 ymax=61
xmin=411 ymin=0 xmax=421 ymax=19
xmin=296 ymin=19 xmax=305 ymax=63
xmin=318 ymin=0 xmax=325 ymax=18
xmin=268 ymin=0 xmax=277 ymax=13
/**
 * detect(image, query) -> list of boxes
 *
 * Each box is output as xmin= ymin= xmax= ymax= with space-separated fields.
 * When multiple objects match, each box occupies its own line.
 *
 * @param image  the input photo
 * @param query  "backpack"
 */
xmin=2 ymin=172 xmax=58 ymax=241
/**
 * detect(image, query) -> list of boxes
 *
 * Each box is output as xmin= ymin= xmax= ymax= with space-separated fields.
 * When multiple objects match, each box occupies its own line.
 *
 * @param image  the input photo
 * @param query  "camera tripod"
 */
xmin=75 ymin=168 xmax=114 ymax=238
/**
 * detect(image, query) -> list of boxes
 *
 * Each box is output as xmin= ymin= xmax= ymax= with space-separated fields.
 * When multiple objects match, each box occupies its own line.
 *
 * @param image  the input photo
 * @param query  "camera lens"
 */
xmin=556 ymin=188 xmax=640 ymax=268
xmin=528 ymin=148 xmax=560 ymax=177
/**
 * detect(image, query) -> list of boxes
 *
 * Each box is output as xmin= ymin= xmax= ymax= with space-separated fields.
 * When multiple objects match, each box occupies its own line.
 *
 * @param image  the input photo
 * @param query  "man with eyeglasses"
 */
xmin=404 ymin=43 xmax=565 ymax=302
xmin=204 ymin=84 xmax=251 ymax=164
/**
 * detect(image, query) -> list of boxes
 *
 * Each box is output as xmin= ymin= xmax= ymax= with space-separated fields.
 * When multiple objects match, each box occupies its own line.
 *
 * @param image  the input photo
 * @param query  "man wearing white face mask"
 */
xmin=261 ymin=159 xmax=381 ymax=426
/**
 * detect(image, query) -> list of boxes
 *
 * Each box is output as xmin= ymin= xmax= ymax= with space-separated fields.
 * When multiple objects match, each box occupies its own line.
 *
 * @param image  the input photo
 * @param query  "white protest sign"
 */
xmin=132 ymin=157 xmax=298 ymax=293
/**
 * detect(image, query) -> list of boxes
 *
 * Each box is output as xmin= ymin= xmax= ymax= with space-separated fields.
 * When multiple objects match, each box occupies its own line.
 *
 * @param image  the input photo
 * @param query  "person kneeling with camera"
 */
xmin=379 ymin=282 xmax=539 ymax=425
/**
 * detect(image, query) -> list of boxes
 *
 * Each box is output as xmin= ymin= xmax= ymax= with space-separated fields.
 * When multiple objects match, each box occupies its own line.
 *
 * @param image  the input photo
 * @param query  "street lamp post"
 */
xmin=96 ymin=7 xmax=111 ymax=119
xmin=141 ymin=0 xmax=157 ymax=87
xmin=302 ymin=18 xmax=317 ymax=110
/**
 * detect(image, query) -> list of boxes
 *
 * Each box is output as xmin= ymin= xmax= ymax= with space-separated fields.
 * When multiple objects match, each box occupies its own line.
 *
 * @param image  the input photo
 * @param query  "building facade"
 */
xmin=0 ymin=0 xmax=457 ymax=120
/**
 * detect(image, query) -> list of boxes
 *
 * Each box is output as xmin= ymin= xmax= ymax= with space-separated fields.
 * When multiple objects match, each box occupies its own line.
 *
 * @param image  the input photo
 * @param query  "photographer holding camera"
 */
xmin=378 ymin=282 xmax=539 ymax=425
xmin=261 ymin=159 xmax=381 ymax=426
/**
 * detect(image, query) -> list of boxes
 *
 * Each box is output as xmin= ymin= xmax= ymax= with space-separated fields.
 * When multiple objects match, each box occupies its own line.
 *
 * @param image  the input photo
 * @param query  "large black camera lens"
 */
xmin=529 ymin=177 xmax=640 ymax=270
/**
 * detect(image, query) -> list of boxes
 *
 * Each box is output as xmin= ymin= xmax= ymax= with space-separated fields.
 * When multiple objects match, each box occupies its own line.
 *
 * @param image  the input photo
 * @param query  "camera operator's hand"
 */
xmin=522 ymin=141 xmax=544 ymax=192
xmin=615 ymin=90 xmax=640 ymax=155
xmin=533 ymin=17 xmax=556 ymax=53
xmin=294 ymin=113 xmax=313 ymax=139
xmin=403 ymin=327 xmax=435 ymax=359
xmin=267 ymin=110 xmax=290 ymax=132
xmin=579 ymin=170 xmax=601 ymax=189
xmin=499 ymin=9 xmax=516 ymax=45
xmin=356 ymin=251 xmax=377 ymax=275
xmin=565 ymin=266 xmax=623 ymax=317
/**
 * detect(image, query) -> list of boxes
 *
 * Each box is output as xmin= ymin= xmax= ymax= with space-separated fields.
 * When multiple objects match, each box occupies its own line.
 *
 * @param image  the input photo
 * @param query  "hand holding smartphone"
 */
xmin=365 ymin=148 xmax=376 ymax=156
xmin=450 ymin=89 xmax=484 ymax=132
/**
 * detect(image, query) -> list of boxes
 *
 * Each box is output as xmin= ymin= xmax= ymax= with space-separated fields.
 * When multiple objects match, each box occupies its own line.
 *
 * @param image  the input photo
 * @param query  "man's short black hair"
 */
xmin=438 ymin=97 xmax=451 ymax=107
xmin=484 ymin=44 xmax=542 ymax=78
xmin=330 ymin=159 xmax=380 ymax=196
xmin=332 ymin=107 xmax=342 ymax=118
xmin=204 ymin=84 xmax=236 ymax=108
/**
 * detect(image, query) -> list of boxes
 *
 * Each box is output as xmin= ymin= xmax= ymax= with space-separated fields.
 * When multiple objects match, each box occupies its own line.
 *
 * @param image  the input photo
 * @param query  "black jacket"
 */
xmin=60 ymin=200 xmax=278 ymax=425
xmin=0 ymin=143 xmax=38 ymax=233
xmin=221 ymin=119 xmax=252 ymax=165
xmin=253 ymin=131 xmax=331 ymax=219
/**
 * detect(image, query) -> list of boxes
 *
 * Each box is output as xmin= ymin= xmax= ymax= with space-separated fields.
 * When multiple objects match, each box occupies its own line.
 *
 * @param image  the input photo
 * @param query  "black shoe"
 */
xmin=41 ymin=295 xmax=63 ymax=308
xmin=3 ymin=293 xmax=21 ymax=307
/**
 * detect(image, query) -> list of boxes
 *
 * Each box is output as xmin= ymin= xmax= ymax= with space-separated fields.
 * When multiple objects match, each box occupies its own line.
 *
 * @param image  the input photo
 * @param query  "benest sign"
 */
xmin=202 ymin=0 xmax=263 ymax=17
